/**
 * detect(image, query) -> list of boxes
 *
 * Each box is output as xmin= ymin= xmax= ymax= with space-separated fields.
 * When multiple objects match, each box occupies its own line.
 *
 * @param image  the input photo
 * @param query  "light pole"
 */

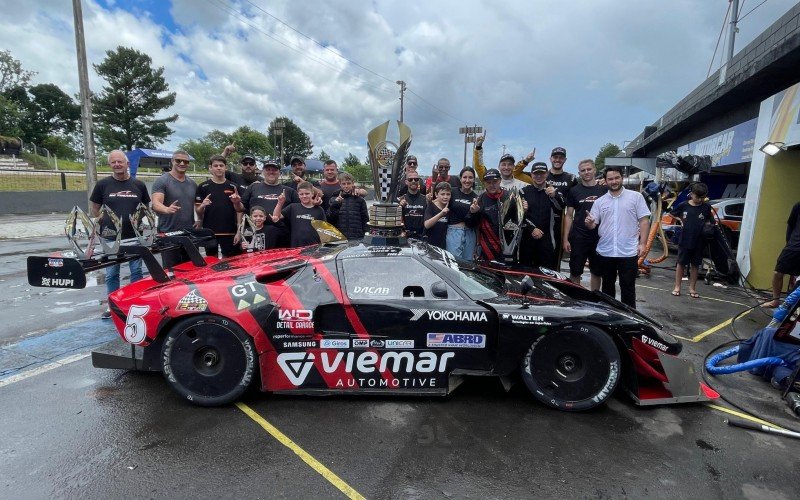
xmin=459 ymin=125 xmax=483 ymax=168
xmin=274 ymin=119 xmax=285 ymax=166
xmin=396 ymin=81 xmax=407 ymax=122
xmin=72 ymin=0 xmax=97 ymax=202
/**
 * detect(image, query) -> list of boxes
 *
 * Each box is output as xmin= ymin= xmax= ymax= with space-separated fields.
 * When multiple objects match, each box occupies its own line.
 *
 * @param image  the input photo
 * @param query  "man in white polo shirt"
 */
xmin=585 ymin=166 xmax=650 ymax=308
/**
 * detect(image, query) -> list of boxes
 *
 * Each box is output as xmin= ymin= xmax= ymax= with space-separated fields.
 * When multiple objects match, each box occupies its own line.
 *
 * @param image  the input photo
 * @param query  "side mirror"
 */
xmin=432 ymin=281 xmax=448 ymax=299
xmin=520 ymin=275 xmax=534 ymax=296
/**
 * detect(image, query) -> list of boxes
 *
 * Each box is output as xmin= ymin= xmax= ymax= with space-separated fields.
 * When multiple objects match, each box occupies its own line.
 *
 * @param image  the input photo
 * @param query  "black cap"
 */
xmin=551 ymin=147 xmax=567 ymax=156
xmin=531 ymin=162 xmax=548 ymax=173
xmin=262 ymin=158 xmax=280 ymax=169
xmin=499 ymin=153 xmax=515 ymax=164
xmin=241 ymin=153 xmax=256 ymax=162
xmin=290 ymin=155 xmax=304 ymax=165
xmin=483 ymin=168 xmax=501 ymax=181
xmin=406 ymin=155 xmax=417 ymax=162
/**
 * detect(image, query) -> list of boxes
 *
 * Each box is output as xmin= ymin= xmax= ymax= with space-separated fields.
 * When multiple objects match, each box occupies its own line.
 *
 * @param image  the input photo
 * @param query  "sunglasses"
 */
xmin=437 ymin=165 xmax=450 ymax=169
xmin=173 ymin=159 xmax=190 ymax=165
xmin=407 ymin=161 xmax=418 ymax=165
xmin=242 ymin=160 xmax=256 ymax=166
xmin=407 ymin=178 xmax=420 ymax=183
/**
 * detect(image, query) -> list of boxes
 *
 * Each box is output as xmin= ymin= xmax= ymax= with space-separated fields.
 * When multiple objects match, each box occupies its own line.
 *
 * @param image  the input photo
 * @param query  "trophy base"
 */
xmin=363 ymin=234 xmax=407 ymax=247
xmin=365 ymin=203 xmax=407 ymax=247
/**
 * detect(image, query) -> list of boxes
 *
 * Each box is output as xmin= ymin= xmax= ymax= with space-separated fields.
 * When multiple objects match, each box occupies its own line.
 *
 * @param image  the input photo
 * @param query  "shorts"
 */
xmin=775 ymin=248 xmax=800 ymax=275
xmin=677 ymin=245 xmax=705 ymax=267
xmin=568 ymin=236 xmax=601 ymax=277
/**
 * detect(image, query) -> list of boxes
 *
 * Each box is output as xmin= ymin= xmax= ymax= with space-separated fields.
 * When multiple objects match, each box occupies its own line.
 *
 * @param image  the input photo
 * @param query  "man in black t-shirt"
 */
xmin=400 ymin=170 xmax=427 ymax=238
xmin=564 ymin=159 xmax=607 ymax=288
xmin=396 ymin=155 xmax=427 ymax=198
xmin=763 ymin=201 xmax=800 ymax=308
xmin=241 ymin=159 xmax=300 ymax=248
xmin=90 ymin=150 xmax=151 ymax=317
xmin=195 ymin=155 xmax=244 ymax=258
xmin=224 ymin=152 xmax=264 ymax=191
xmin=546 ymin=147 xmax=576 ymax=271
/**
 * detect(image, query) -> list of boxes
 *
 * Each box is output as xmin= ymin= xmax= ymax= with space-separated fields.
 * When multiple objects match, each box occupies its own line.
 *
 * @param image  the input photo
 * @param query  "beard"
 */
xmin=242 ymin=170 xmax=258 ymax=182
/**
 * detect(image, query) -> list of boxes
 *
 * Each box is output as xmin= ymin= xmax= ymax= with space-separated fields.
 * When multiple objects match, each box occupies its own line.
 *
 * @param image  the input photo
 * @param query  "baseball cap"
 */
xmin=499 ymin=153 xmax=515 ymax=164
xmin=483 ymin=168 xmax=501 ymax=181
xmin=262 ymin=158 xmax=280 ymax=169
xmin=551 ymin=147 xmax=567 ymax=156
xmin=290 ymin=155 xmax=304 ymax=164
xmin=406 ymin=155 xmax=417 ymax=163
xmin=531 ymin=162 xmax=548 ymax=173
xmin=241 ymin=153 xmax=256 ymax=162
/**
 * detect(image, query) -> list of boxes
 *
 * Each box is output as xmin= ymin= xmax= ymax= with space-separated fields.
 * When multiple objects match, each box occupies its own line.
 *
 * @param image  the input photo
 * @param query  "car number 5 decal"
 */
xmin=124 ymin=305 xmax=150 ymax=344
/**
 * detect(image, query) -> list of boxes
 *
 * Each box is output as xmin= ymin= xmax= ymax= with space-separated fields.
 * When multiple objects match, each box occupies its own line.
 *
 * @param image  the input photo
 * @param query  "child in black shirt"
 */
xmin=241 ymin=205 xmax=268 ymax=252
xmin=671 ymin=182 xmax=714 ymax=298
xmin=424 ymin=182 xmax=452 ymax=250
xmin=272 ymin=181 xmax=326 ymax=248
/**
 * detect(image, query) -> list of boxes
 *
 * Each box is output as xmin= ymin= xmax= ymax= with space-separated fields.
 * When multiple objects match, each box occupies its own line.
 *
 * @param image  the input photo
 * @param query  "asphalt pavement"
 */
xmin=1 ymin=216 xmax=799 ymax=499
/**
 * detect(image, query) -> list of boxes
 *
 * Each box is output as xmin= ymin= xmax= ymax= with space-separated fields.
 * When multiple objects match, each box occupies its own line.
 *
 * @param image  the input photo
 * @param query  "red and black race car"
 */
xmin=28 ymin=233 xmax=716 ymax=411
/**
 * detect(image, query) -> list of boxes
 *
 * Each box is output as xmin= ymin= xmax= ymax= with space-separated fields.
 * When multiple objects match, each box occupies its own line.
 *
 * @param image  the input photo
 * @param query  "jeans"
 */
xmin=446 ymin=226 xmax=477 ymax=261
xmin=106 ymin=258 xmax=143 ymax=294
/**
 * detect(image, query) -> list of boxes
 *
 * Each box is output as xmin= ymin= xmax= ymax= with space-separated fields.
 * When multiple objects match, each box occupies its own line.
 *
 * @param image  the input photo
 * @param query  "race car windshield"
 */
xmin=427 ymin=260 xmax=498 ymax=300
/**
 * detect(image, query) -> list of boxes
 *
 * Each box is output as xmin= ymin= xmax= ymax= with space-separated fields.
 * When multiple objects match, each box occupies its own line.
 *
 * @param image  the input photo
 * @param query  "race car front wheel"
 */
xmin=521 ymin=324 xmax=621 ymax=411
xmin=161 ymin=315 xmax=257 ymax=406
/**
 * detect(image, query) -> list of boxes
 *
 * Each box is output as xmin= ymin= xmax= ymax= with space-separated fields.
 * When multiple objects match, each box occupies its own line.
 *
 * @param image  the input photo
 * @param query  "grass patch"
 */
xmin=0 ymin=172 xmax=88 ymax=191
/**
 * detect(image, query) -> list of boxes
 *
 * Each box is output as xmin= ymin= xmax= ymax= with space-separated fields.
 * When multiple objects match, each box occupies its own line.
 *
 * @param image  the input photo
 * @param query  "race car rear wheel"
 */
xmin=521 ymin=324 xmax=620 ymax=411
xmin=161 ymin=315 xmax=256 ymax=406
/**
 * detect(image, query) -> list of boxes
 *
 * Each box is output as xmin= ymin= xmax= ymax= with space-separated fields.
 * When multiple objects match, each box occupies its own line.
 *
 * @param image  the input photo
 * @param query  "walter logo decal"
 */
xmin=277 ymin=352 xmax=315 ymax=385
xmin=276 ymin=309 xmax=314 ymax=329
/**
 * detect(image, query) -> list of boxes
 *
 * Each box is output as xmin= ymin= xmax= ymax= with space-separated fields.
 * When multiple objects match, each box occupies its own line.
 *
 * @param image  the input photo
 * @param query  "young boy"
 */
xmin=327 ymin=172 xmax=368 ymax=240
xmin=240 ymin=205 xmax=268 ymax=252
xmin=424 ymin=182 xmax=452 ymax=250
xmin=195 ymin=154 xmax=243 ymax=257
xmin=272 ymin=181 xmax=327 ymax=247
xmin=671 ymin=182 xmax=714 ymax=298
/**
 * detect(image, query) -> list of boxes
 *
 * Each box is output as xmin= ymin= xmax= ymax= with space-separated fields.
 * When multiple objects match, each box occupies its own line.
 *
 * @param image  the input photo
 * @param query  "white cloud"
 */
xmin=0 ymin=0 xmax=796 ymax=168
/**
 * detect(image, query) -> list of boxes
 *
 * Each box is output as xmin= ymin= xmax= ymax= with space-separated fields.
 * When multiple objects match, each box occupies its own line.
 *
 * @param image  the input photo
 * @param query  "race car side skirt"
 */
xmin=273 ymin=388 xmax=447 ymax=397
xmin=627 ymin=341 xmax=718 ymax=405
xmin=91 ymin=339 xmax=162 ymax=372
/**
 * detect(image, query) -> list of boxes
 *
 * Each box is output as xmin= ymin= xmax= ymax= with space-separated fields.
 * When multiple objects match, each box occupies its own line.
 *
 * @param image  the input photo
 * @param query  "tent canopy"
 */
xmin=125 ymin=149 xmax=195 ymax=177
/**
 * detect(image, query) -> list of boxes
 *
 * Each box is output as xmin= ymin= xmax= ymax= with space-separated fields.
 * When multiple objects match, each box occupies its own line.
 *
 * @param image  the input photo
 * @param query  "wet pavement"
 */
xmin=1 ymin=225 xmax=799 ymax=498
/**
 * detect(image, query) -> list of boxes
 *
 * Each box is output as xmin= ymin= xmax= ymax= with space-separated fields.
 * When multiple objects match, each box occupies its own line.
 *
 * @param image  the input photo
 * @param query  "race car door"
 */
xmin=340 ymin=255 xmax=495 ymax=372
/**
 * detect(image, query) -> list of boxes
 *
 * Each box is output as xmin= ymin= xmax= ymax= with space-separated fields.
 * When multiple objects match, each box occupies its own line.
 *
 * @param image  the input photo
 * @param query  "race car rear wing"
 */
xmin=27 ymin=205 xmax=215 ymax=290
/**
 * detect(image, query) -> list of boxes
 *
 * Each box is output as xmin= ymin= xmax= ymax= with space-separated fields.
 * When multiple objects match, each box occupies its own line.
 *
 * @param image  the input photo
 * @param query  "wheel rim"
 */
xmin=168 ymin=322 xmax=249 ymax=398
xmin=530 ymin=330 xmax=612 ymax=402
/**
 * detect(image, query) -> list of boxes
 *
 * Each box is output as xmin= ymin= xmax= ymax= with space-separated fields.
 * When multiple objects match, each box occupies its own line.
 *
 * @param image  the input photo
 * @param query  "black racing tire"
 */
xmin=521 ymin=324 xmax=621 ymax=411
xmin=161 ymin=315 xmax=257 ymax=406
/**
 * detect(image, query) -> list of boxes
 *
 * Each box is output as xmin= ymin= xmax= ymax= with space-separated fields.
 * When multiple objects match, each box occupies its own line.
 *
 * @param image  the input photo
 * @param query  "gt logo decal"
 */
xmin=277 ymin=352 xmax=315 ymax=385
xmin=124 ymin=305 xmax=150 ymax=344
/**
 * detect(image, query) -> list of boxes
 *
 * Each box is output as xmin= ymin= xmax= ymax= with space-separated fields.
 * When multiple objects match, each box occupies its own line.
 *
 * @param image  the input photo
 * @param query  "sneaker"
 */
xmin=101 ymin=308 xmax=112 ymax=319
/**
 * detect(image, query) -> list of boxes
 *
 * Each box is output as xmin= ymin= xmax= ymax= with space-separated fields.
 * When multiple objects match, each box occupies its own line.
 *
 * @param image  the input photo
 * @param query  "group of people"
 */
xmin=92 ymin=138 xmax=797 ymax=315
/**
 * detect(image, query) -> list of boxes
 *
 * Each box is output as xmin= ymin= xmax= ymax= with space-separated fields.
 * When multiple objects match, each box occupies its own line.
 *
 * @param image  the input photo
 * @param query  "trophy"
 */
xmin=498 ymin=187 xmax=525 ymax=263
xmin=65 ymin=206 xmax=99 ymax=259
xmin=238 ymin=214 xmax=259 ymax=252
xmin=129 ymin=203 xmax=157 ymax=247
xmin=97 ymin=204 xmax=122 ymax=255
xmin=365 ymin=120 xmax=411 ymax=245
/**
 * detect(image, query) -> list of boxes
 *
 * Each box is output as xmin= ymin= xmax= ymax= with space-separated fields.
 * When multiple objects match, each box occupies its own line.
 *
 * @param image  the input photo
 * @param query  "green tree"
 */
xmin=343 ymin=152 xmax=360 ymax=168
xmin=0 ymin=96 xmax=24 ymax=137
xmin=21 ymin=83 xmax=80 ymax=145
xmin=318 ymin=149 xmax=331 ymax=162
xmin=92 ymin=46 xmax=177 ymax=151
xmin=178 ymin=137 xmax=218 ymax=169
xmin=595 ymin=143 xmax=621 ymax=170
xmin=41 ymin=135 xmax=79 ymax=161
xmin=267 ymin=117 xmax=312 ymax=165
xmin=229 ymin=126 xmax=275 ymax=162
xmin=0 ymin=50 xmax=35 ymax=94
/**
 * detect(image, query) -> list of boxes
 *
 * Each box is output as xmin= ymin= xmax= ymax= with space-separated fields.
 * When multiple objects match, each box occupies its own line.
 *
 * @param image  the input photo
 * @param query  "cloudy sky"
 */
xmin=1 ymin=0 xmax=796 ymax=172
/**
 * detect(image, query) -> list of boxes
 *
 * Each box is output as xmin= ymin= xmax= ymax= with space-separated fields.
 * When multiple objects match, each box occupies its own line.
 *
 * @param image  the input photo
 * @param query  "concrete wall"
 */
xmin=744 ymin=149 xmax=800 ymax=288
xmin=0 ymin=191 xmax=87 ymax=215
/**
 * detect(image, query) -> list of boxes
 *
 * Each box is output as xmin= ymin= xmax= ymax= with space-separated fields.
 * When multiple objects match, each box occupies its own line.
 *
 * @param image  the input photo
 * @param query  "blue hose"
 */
xmin=769 ymin=285 xmax=800 ymax=327
xmin=705 ymin=345 xmax=787 ymax=375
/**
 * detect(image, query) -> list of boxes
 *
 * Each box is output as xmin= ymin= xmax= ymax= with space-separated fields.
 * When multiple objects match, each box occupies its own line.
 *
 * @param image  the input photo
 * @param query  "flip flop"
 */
xmin=689 ymin=291 xmax=700 ymax=298
xmin=671 ymin=290 xmax=681 ymax=296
